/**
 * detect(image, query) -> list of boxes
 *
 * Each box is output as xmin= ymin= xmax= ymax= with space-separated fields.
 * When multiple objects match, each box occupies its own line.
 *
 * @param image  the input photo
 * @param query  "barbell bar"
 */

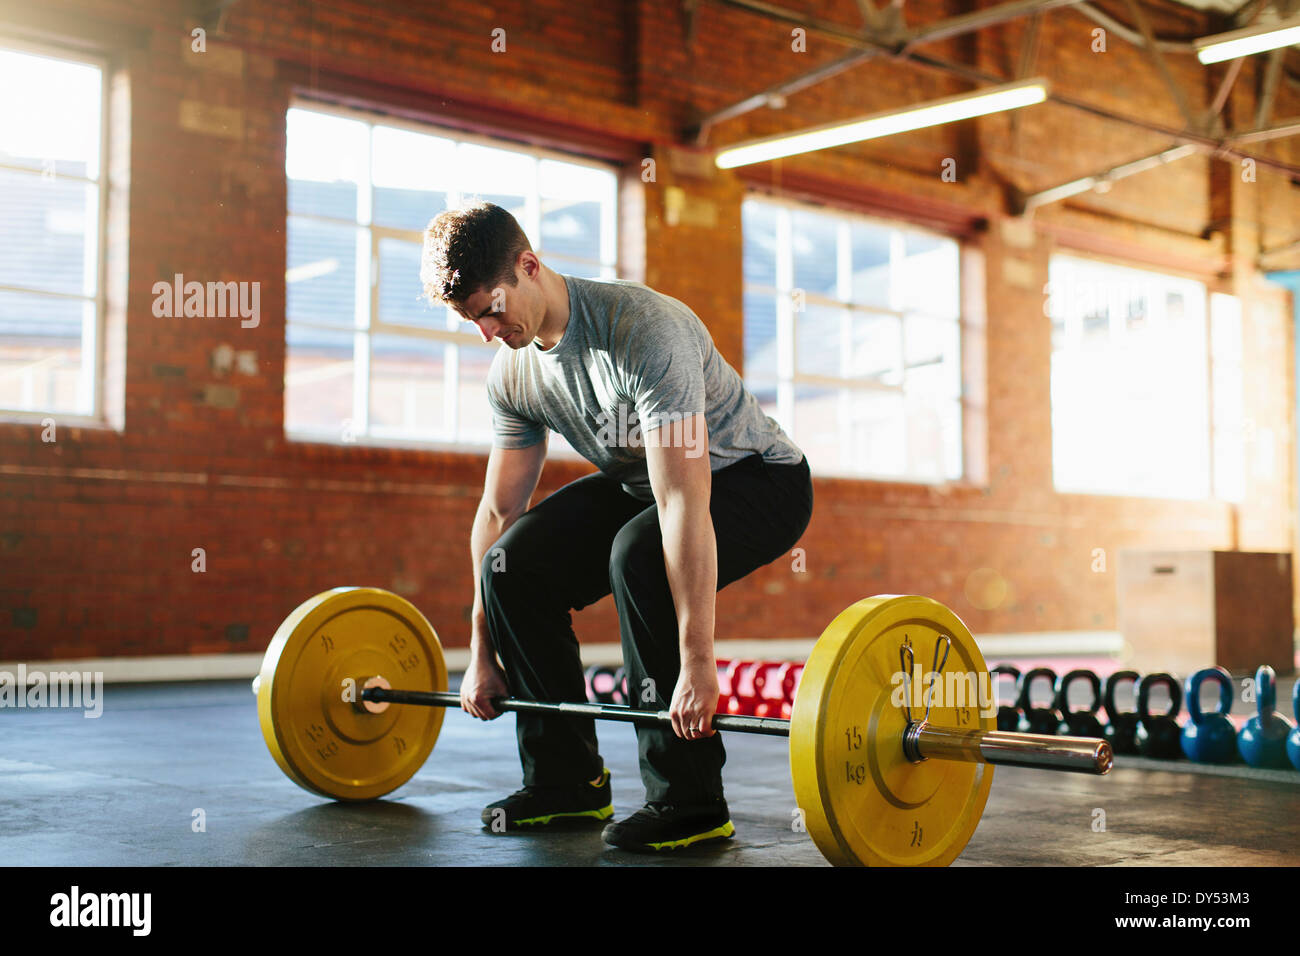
xmin=255 ymin=586 xmax=1113 ymax=866
xmin=358 ymin=688 xmax=1113 ymax=774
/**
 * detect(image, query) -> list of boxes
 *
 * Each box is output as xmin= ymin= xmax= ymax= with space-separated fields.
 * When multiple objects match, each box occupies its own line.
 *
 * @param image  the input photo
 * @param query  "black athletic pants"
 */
xmin=480 ymin=452 xmax=814 ymax=805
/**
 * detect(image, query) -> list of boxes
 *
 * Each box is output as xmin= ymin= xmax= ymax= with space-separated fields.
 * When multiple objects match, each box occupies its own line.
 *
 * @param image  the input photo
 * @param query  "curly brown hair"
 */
xmin=420 ymin=202 xmax=533 ymax=308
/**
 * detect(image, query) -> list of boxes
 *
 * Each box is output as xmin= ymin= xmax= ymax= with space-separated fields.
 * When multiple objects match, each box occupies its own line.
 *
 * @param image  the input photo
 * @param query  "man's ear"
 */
xmin=519 ymin=249 xmax=541 ymax=280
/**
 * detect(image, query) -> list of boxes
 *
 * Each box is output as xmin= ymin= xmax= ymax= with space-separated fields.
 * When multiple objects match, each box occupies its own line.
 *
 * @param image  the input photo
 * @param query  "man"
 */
xmin=420 ymin=201 xmax=813 ymax=852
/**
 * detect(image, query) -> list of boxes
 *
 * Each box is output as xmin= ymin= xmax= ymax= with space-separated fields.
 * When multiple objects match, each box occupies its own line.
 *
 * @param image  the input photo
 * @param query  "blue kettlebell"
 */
xmin=1287 ymin=681 xmax=1300 ymax=772
xmin=1238 ymin=665 xmax=1295 ymax=768
xmin=1180 ymin=667 xmax=1237 ymax=764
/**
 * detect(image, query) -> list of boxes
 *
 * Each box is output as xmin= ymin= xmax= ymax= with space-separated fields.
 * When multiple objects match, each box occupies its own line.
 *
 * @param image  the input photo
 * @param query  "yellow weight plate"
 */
xmin=790 ymin=595 xmax=994 ymax=866
xmin=256 ymin=587 xmax=447 ymax=801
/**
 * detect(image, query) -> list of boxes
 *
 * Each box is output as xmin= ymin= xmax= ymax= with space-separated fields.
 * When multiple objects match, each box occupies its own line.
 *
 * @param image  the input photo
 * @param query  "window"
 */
xmin=0 ymin=44 xmax=105 ymax=417
xmin=742 ymin=197 xmax=964 ymax=481
xmin=284 ymin=104 xmax=619 ymax=446
xmin=1047 ymin=255 xmax=1244 ymax=500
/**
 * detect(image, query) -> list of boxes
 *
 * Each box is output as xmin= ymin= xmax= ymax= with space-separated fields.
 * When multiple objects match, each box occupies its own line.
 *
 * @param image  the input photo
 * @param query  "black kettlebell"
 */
xmin=990 ymin=664 xmax=1022 ymax=732
xmin=1055 ymin=669 xmax=1105 ymax=737
xmin=1017 ymin=667 xmax=1060 ymax=735
xmin=1136 ymin=672 xmax=1183 ymax=759
xmin=1103 ymin=670 xmax=1141 ymax=755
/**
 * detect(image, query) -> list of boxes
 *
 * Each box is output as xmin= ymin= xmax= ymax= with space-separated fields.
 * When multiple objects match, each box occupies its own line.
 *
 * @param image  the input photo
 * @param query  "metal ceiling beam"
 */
xmin=693 ymin=0 xmax=1085 ymax=140
xmin=1012 ymin=144 xmax=1199 ymax=214
xmin=1204 ymin=56 xmax=1245 ymax=136
xmin=903 ymin=46 xmax=1300 ymax=176
xmin=1073 ymin=2 xmax=1193 ymax=54
xmin=1228 ymin=116 xmax=1300 ymax=144
xmin=1255 ymin=45 xmax=1287 ymax=129
xmin=1121 ymin=0 xmax=1198 ymax=129
xmin=905 ymin=0 xmax=1082 ymax=50
xmin=1018 ymin=10 xmax=1045 ymax=78
xmin=690 ymin=0 xmax=1300 ymax=178
xmin=1201 ymin=0 xmax=1268 ymax=136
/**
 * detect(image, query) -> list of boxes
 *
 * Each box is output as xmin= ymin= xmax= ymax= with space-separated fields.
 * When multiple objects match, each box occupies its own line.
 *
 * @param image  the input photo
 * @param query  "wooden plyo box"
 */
xmin=1116 ymin=550 xmax=1295 ymax=677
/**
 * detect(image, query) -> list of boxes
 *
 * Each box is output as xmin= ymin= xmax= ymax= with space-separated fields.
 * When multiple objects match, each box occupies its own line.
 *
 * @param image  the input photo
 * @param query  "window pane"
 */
xmin=744 ymin=292 xmax=777 ymax=382
xmin=845 ymin=390 xmax=906 ymax=477
xmin=285 ymin=324 xmax=354 ymax=433
xmin=1050 ymin=257 xmax=1211 ymax=498
xmin=286 ymin=108 xmax=367 ymax=219
xmin=907 ymin=396 xmax=961 ymax=480
xmin=457 ymin=344 xmax=498 ymax=444
xmin=370 ymin=335 xmax=444 ymax=437
xmin=0 ymin=49 xmax=101 ymax=179
xmin=904 ymin=313 xmax=960 ymax=400
xmin=372 ymin=125 xmax=454 ymax=231
xmin=0 ymin=170 xmax=97 ymax=296
xmin=791 ymin=209 xmax=837 ymax=298
xmin=0 ymin=290 xmax=88 ymax=414
xmin=743 ymin=202 xmax=777 ymax=287
xmin=742 ymin=196 xmax=963 ymax=482
xmin=540 ymin=197 xmax=601 ymax=262
xmin=796 ymin=305 xmax=843 ymax=377
xmin=286 ymin=217 xmax=360 ymax=327
xmin=846 ymin=312 xmax=902 ymax=385
xmin=849 ymin=222 xmax=890 ymax=308
xmin=459 ymin=143 xmax=531 ymax=224
xmin=899 ymin=233 xmax=958 ymax=317
xmin=546 ymin=256 xmax=603 ymax=279
xmin=285 ymin=107 xmax=618 ymax=449
xmin=796 ymin=386 xmax=906 ymax=476
xmin=378 ymin=238 xmax=441 ymax=328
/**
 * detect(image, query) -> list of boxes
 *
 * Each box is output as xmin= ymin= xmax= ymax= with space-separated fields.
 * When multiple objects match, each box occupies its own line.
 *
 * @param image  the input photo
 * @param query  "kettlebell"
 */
xmin=1180 ymin=666 xmax=1237 ymax=764
xmin=1287 ymin=681 xmax=1300 ymax=772
xmin=1055 ymin=669 xmax=1104 ymax=737
xmin=990 ymin=664 xmax=1022 ymax=731
xmin=1136 ymin=672 xmax=1183 ymax=759
xmin=1017 ymin=667 xmax=1060 ymax=735
xmin=1237 ymin=665 xmax=1295 ymax=769
xmin=1103 ymin=670 xmax=1141 ymax=755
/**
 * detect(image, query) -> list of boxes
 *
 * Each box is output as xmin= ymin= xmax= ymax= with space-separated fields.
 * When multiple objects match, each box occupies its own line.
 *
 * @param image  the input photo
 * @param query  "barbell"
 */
xmin=254 ymin=587 xmax=1112 ymax=866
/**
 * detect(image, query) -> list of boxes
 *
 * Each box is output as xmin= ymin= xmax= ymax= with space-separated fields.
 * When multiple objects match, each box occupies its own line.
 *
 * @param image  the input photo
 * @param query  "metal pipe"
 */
xmin=910 ymin=723 xmax=1114 ymax=774
xmin=364 ymin=687 xmax=1114 ymax=774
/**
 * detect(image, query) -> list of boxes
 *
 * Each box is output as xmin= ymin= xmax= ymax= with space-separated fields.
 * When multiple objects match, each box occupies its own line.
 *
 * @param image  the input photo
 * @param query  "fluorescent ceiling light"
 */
xmin=714 ymin=78 xmax=1049 ymax=169
xmin=1194 ymin=15 xmax=1300 ymax=64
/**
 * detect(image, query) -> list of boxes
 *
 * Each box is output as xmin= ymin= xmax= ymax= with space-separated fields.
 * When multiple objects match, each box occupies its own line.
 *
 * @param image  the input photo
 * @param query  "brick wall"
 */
xmin=0 ymin=0 xmax=1296 ymax=660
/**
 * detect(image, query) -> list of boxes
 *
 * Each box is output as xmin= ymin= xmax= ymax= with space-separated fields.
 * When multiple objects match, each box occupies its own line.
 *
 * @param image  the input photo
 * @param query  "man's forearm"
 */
xmin=658 ymin=498 xmax=718 ymax=663
xmin=470 ymin=502 xmax=518 ymax=657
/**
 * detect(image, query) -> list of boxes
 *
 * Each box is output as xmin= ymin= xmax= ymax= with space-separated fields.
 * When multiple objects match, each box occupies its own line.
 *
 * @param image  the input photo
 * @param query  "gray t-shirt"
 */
xmin=486 ymin=274 xmax=804 ymax=501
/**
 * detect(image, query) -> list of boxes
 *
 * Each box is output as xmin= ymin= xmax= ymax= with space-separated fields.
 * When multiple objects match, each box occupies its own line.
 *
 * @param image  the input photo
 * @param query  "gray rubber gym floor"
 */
xmin=2 ymin=679 xmax=1298 ymax=866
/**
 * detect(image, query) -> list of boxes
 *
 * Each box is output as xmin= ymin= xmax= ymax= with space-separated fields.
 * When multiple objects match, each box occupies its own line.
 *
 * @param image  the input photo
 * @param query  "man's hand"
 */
xmin=669 ymin=657 xmax=720 ymax=740
xmin=461 ymin=652 xmax=508 ymax=720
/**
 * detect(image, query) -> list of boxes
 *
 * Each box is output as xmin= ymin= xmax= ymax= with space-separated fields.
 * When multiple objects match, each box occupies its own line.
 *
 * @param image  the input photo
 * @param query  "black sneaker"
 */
xmin=481 ymin=768 xmax=613 ymax=831
xmin=602 ymin=800 xmax=735 ymax=852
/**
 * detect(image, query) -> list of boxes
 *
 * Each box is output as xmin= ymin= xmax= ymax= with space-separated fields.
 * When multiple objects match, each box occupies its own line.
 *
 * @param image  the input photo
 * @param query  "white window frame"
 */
xmin=742 ymin=194 xmax=967 ymax=483
xmin=1047 ymin=251 xmax=1243 ymax=501
xmin=0 ymin=37 xmax=109 ymax=424
xmin=285 ymin=99 xmax=619 ymax=452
